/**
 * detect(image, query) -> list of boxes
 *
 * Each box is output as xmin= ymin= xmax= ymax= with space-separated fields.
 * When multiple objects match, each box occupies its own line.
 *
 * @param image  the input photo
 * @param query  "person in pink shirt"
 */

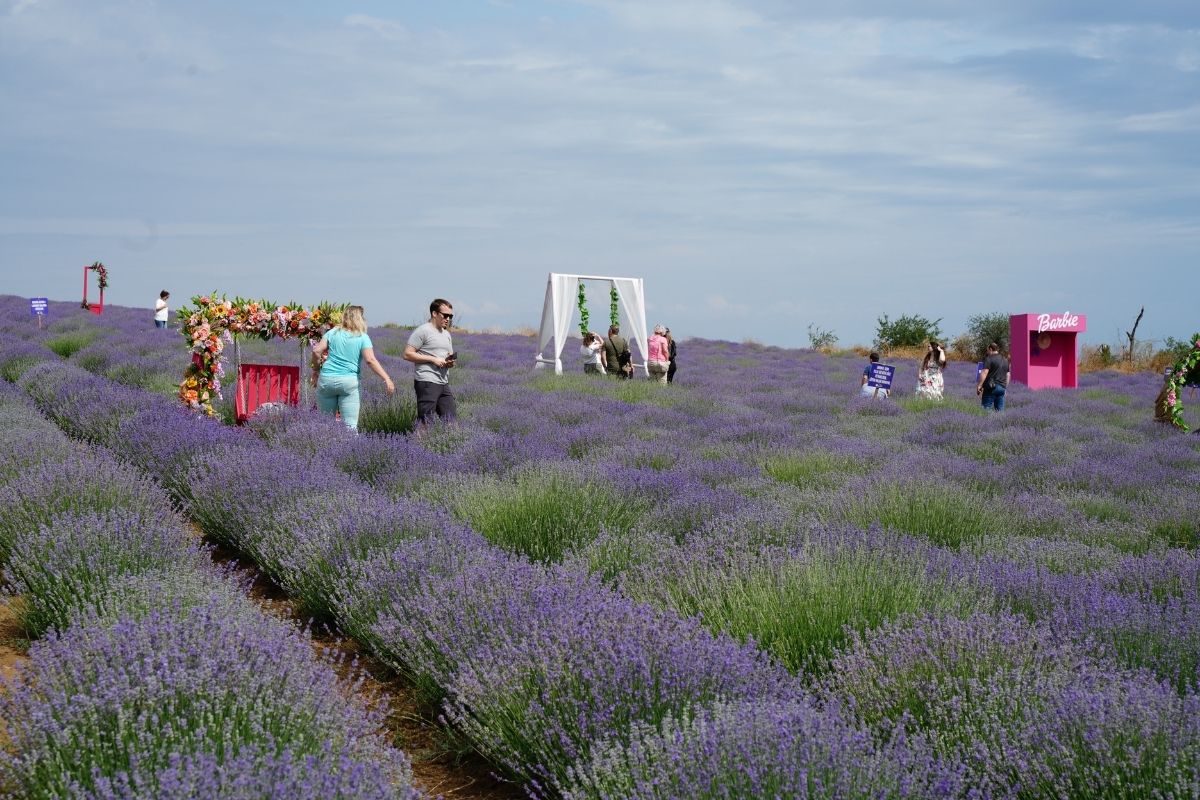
xmin=647 ymin=324 xmax=671 ymax=383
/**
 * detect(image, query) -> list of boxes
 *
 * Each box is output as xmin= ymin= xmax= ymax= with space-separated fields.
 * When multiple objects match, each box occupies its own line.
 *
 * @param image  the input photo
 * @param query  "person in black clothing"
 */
xmin=665 ymin=327 xmax=677 ymax=384
xmin=976 ymin=342 xmax=1009 ymax=411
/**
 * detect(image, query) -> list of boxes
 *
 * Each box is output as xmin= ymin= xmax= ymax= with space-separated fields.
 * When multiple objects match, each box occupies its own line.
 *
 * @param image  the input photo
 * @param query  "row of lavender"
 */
xmin=4 ymin=298 xmax=1200 ymax=796
xmin=0 ymin=351 xmax=952 ymax=797
xmin=0 ymin=385 xmax=418 ymax=796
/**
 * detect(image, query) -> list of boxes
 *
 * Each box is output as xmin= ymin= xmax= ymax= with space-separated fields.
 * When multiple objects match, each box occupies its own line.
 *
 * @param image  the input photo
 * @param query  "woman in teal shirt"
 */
xmin=310 ymin=305 xmax=394 ymax=430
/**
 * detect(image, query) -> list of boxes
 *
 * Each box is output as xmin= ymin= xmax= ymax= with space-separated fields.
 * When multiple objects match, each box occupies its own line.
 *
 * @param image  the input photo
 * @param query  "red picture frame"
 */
xmin=82 ymin=264 xmax=105 ymax=314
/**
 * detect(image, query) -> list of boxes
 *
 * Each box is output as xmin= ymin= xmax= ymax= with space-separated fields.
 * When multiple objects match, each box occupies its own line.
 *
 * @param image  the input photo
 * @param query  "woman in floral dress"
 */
xmin=915 ymin=341 xmax=947 ymax=400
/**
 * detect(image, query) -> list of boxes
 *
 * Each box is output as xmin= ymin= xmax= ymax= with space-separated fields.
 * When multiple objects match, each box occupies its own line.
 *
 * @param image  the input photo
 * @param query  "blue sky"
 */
xmin=2 ymin=0 xmax=1197 ymax=348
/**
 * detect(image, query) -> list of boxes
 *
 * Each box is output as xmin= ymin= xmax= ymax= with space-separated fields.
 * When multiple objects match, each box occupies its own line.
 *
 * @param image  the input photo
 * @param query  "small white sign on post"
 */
xmin=30 ymin=297 xmax=49 ymax=328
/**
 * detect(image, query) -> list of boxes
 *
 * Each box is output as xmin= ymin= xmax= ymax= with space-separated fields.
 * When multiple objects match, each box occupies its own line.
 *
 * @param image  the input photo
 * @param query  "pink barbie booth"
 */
xmin=1010 ymin=312 xmax=1086 ymax=389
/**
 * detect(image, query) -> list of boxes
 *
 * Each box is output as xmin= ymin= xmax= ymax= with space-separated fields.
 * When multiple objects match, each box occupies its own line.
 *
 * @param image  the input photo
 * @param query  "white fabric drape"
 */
xmin=535 ymin=273 xmax=577 ymax=374
xmin=534 ymin=273 xmax=648 ymax=377
xmin=611 ymin=277 xmax=648 ymax=377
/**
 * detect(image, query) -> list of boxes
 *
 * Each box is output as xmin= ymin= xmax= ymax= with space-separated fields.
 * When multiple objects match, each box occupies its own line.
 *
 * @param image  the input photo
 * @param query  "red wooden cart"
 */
xmin=234 ymin=363 xmax=300 ymax=423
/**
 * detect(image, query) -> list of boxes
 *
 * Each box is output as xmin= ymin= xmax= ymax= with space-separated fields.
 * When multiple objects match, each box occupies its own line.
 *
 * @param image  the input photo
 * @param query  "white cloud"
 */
xmin=343 ymin=14 xmax=409 ymax=41
xmin=0 ymin=1 xmax=1196 ymax=348
xmin=706 ymin=294 xmax=751 ymax=315
xmin=578 ymin=0 xmax=761 ymax=33
xmin=1118 ymin=104 xmax=1200 ymax=132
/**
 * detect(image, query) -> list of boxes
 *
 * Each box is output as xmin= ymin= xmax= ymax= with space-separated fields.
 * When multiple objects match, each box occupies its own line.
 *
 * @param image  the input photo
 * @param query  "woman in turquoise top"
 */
xmin=310 ymin=305 xmax=394 ymax=430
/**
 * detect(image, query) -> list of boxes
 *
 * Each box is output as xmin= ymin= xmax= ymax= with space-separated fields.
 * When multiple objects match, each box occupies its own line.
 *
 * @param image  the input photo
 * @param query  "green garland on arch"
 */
xmin=578 ymin=281 xmax=590 ymax=335
xmin=1163 ymin=333 xmax=1200 ymax=431
xmin=610 ymin=285 xmax=620 ymax=328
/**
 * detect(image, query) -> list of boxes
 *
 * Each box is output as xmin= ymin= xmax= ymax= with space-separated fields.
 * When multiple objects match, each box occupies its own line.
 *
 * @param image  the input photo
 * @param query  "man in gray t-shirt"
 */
xmin=404 ymin=298 xmax=457 ymax=422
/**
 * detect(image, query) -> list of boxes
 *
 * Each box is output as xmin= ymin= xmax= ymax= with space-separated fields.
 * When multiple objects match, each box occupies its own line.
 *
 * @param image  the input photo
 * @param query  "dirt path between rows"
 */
xmin=0 ymin=598 xmax=28 ymax=684
xmin=0 ymin=595 xmax=31 ymax=753
xmin=207 ymin=540 xmax=525 ymax=800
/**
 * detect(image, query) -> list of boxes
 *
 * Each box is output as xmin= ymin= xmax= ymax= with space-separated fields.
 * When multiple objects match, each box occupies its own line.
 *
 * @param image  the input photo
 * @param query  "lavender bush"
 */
xmin=5 ymin=295 xmax=1200 ymax=798
xmin=440 ymin=462 xmax=653 ymax=562
xmin=562 ymin=699 xmax=962 ymax=800
xmin=619 ymin=525 xmax=988 ymax=674
xmin=822 ymin=611 xmax=1200 ymax=797
xmin=0 ymin=600 xmax=417 ymax=799
xmin=0 ymin=446 xmax=176 ymax=565
xmin=5 ymin=507 xmax=210 ymax=637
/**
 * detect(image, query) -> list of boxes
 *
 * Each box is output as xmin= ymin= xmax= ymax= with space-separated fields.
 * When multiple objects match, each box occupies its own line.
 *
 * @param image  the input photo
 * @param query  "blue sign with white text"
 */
xmin=866 ymin=363 xmax=895 ymax=390
xmin=30 ymin=297 xmax=49 ymax=316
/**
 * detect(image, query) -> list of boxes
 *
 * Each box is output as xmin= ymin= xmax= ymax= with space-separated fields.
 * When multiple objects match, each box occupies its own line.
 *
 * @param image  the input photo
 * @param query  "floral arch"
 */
xmin=178 ymin=293 xmax=346 ymax=416
xmin=81 ymin=261 xmax=109 ymax=313
xmin=1163 ymin=333 xmax=1200 ymax=431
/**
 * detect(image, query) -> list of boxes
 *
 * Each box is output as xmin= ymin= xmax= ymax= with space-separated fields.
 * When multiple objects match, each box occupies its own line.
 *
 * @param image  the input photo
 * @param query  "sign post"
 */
xmin=29 ymin=297 xmax=48 ymax=328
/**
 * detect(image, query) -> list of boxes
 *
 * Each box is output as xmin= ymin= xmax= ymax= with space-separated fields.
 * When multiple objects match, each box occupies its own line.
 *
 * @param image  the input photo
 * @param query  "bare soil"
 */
xmin=206 ymin=538 xmax=525 ymax=800
xmin=0 ymin=595 xmax=31 ymax=752
xmin=0 ymin=598 xmax=28 ymax=684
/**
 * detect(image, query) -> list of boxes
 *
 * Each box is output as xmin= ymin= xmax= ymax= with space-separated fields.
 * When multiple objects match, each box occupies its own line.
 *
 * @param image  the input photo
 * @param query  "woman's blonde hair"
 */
xmin=341 ymin=305 xmax=367 ymax=334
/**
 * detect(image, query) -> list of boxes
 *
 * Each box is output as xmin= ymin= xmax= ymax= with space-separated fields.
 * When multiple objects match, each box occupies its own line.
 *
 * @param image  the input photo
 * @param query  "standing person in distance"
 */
xmin=310 ymin=305 xmax=395 ymax=431
xmin=976 ymin=342 xmax=1009 ymax=411
xmin=915 ymin=340 xmax=947 ymax=400
xmin=603 ymin=324 xmax=631 ymax=379
xmin=665 ymin=327 xmax=678 ymax=384
xmin=404 ymin=298 xmax=458 ymax=423
xmin=154 ymin=290 xmax=170 ymax=329
xmin=647 ymin=324 xmax=671 ymax=383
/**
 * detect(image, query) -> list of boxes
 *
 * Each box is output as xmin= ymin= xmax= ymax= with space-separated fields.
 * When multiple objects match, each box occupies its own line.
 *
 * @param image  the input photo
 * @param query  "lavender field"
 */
xmin=2 ymin=294 xmax=1200 ymax=799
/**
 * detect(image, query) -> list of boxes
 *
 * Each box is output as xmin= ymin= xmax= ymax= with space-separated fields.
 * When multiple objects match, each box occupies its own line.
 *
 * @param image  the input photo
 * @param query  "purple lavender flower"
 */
xmin=0 ymin=599 xmax=417 ymax=798
xmin=5 ymin=508 xmax=209 ymax=637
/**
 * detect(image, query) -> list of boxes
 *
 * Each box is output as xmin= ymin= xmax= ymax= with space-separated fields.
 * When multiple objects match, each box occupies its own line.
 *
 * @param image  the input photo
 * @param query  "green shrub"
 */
xmin=445 ymin=466 xmax=650 ymax=562
xmin=358 ymin=393 xmax=418 ymax=435
xmin=45 ymin=332 xmax=98 ymax=359
xmin=0 ymin=355 xmax=45 ymax=383
xmin=624 ymin=541 xmax=986 ymax=674
xmin=762 ymin=451 xmax=868 ymax=490
xmin=874 ymin=314 xmax=943 ymax=350
xmin=838 ymin=482 xmax=990 ymax=549
xmin=961 ymin=312 xmax=1010 ymax=361
xmin=806 ymin=323 xmax=838 ymax=350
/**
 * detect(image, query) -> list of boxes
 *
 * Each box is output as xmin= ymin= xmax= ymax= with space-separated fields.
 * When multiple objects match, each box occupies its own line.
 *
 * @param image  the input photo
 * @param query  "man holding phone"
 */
xmin=404 ymin=298 xmax=458 ymax=423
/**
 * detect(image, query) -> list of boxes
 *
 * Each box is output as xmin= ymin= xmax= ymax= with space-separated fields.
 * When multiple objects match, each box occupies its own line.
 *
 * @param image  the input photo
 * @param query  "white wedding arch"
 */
xmin=534 ymin=272 xmax=649 ymax=376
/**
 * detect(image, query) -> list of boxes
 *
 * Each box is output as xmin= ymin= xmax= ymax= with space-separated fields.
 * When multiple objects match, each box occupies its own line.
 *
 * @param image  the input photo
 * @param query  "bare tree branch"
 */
xmin=1124 ymin=306 xmax=1144 ymax=363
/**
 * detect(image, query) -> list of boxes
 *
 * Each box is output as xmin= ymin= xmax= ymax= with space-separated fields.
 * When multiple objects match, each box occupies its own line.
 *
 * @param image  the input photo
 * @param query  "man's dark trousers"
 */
xmin=415 ymin=380 xmax=457 ymax=423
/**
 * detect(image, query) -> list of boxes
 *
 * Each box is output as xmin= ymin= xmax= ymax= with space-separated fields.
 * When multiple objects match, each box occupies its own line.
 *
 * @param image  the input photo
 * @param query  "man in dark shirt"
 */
xmin=976 ymin=342 xmax=1009 ymax=411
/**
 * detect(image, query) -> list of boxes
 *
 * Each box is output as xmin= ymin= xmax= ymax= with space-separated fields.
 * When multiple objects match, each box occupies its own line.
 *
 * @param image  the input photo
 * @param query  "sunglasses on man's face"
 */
xmin=437 ymin=310 xmax=454 ymax=321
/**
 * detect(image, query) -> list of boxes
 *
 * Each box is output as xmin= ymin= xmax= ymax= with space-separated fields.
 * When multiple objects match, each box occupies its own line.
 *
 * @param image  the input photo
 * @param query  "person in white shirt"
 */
xmin=154 ymin=290 xmax=170 ymax=329
xmin=580 ymin=332 xmax=607 ymax=375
